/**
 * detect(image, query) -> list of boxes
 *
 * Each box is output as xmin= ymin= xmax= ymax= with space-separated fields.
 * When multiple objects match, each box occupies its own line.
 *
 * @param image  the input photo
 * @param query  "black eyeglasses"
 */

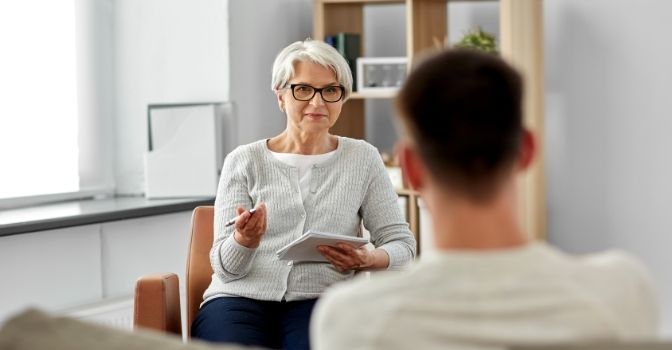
xmin=288 ymin=84 xmax=345 ymax=103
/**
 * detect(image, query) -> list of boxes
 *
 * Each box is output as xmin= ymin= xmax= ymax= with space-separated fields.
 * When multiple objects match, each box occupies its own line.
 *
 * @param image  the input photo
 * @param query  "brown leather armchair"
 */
xmin=134 ymin=206 xmax=214 ymax=338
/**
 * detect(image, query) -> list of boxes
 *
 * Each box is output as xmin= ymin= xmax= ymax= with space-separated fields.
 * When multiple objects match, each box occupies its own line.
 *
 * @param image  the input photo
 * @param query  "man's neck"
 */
xmin=425 ymin=181 xmax=529 ymax=251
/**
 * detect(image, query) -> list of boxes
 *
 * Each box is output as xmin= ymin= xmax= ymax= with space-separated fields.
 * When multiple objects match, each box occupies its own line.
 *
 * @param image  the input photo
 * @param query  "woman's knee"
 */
xmin=191 ymin=297 xmax=276 ymax=347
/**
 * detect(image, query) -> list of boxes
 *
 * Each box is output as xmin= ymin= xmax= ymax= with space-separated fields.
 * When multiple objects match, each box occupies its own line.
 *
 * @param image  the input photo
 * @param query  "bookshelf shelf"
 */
xmin=349 ymin=91 xmax=397 ymax=99
xmin=320 ymin=0 xmax=404 ymax=4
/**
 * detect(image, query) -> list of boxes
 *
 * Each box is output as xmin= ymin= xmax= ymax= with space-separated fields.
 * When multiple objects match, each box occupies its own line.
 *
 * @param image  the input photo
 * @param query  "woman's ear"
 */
xmin=518 ymin=128 xmax=535 ymax=171
xmin=276 ymin=90 xmax=285 ymax=113
xmin=398 ymin=141 xmax=425 ymax=191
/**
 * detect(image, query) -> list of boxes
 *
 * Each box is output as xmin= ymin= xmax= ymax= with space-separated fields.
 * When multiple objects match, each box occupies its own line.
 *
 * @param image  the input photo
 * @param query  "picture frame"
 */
xmin=356 ymin=57 xmax=408 ymax=94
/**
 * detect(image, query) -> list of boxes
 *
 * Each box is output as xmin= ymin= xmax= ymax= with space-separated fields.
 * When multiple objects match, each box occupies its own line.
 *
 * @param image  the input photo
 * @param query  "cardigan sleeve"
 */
xmin=210 ymin=147 xmax=258 ymax=282
xmin=359 ymin=146 xmax=416 ymax=269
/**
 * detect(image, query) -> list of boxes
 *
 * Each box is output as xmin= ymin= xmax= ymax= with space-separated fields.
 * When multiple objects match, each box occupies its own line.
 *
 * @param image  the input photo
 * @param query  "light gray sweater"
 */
xmin=203 ymin=137 xmax=416 ymax=302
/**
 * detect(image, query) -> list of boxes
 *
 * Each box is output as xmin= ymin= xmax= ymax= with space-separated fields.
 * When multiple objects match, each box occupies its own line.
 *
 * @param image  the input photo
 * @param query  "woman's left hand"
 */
xmin=318 ymin=243 xmax=374 ymax=272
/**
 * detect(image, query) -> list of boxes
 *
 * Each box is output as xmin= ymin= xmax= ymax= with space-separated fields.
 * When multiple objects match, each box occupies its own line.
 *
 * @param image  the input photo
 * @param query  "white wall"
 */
xmin=0 ymin=225 xmax=102 ymax=321
xmin=0 ymin=212 xmax=191 ymax=323
xmin=114 ymin=0 xmax=230 ymax=194
xmin=544 ymin=0 xmax=672 ymax=336
xmin=228 ymin=0 xmax=313 ymax=145
xmin=75 ymin=0 xmax=116 ymax=194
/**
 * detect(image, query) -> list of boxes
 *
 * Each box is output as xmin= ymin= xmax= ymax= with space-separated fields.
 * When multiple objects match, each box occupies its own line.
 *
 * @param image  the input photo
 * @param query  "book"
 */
xmin=325 ymin=35 xmax=337 ymax=49
xmin=276 ymin=230 xmax=369 ymax=262
xmin=329 ymin=32 xmax=360 ymax=92
xmin=336 ymin=32 xmax=360 ymax=60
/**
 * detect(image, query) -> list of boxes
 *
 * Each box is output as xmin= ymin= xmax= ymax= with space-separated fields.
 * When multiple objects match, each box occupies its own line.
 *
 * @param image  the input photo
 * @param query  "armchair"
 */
xmin=134 ymin=206 xmax=214 ymax=338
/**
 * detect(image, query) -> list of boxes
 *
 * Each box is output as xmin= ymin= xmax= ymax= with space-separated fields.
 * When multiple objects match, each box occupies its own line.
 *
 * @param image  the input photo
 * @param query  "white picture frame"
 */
xmin=356 ymin=57 xmax=408 ymax=94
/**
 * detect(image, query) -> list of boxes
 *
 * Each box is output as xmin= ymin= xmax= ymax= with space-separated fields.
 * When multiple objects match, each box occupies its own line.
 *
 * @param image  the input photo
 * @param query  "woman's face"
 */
xmin=276 ymin=60 xmax=344 ymax=134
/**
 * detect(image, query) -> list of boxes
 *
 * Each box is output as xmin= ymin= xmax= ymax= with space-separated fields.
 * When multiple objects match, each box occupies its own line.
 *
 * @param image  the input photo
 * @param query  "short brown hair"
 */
xmin=396 ymin=49 xmax=523 ymax=201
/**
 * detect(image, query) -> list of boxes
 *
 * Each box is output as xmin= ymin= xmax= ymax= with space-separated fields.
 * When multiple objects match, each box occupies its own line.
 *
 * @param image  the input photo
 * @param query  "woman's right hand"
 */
xmin=233 ymin=202 xmax=267 ymax=249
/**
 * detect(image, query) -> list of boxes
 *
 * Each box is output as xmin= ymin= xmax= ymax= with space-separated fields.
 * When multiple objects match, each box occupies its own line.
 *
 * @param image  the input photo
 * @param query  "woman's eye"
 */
xmin=296 ymin=86 xmax=312 ymax=92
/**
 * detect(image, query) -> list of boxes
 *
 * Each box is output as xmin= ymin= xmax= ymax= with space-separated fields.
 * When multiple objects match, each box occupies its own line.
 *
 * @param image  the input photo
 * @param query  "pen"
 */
xmin=224 ymin=208 xmax=257 ymax=227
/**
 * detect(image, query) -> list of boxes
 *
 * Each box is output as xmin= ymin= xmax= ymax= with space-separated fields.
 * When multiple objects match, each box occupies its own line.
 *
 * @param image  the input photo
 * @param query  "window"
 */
xmin=0 ymin=1 xmax=79 ymax=200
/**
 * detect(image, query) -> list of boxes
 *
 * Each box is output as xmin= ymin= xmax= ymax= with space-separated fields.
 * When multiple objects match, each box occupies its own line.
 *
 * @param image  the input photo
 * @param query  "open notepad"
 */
xmin=276 ymin=231 xmax=369 ymax=262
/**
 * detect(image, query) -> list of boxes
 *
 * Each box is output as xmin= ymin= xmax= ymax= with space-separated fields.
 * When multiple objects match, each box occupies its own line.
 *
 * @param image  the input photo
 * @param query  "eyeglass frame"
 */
xmin=286 ymin=83 xmax=345 ymax=103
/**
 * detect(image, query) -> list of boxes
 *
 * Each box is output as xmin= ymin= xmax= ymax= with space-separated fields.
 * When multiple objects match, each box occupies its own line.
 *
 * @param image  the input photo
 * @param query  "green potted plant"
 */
xmin=454 ymin=27 xmax=498 ymax=55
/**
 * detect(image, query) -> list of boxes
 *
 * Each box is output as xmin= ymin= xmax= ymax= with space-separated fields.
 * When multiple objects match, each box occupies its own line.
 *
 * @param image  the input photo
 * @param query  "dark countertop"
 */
xmin=0 ymin=196 xmax=215 ymax=237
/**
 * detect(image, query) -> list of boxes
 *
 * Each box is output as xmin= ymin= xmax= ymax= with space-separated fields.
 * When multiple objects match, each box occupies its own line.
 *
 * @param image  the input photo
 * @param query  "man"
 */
xmin=311 ymin=50 xmax=657 ymax=350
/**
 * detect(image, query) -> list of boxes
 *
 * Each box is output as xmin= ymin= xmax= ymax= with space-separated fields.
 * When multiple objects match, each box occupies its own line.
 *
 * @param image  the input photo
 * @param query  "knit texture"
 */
xmin=312 ymin=243 xmax=658 ymax=350
xmin=203 ymin=137 xmax=416 ymax=302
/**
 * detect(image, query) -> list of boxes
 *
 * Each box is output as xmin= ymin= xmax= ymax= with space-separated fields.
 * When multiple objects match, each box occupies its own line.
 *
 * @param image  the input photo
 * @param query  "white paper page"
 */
xmin=276 ymin=231 xmax=369 ymax=262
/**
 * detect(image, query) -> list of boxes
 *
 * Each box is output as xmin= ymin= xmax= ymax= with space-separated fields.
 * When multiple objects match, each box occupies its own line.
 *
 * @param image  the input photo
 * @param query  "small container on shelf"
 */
xmin=356 ymin=57 xmax=407 ymax=95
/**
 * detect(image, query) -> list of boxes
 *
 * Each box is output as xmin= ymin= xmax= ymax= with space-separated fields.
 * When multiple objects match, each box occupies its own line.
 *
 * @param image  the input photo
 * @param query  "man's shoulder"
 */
xmin=535 ymin=243 xmax=653 ymax=296
xmin=321 ymin=271 xmax=406 ymax=307
xmin=557 ymin=246 xmax=658 ymax=334
xmin=312 ymin=272 xmax=412 ymax=350
xmin=314 ymin=269 xmax=427 ymax=329
xmin=573 ymin=248 xmax=652 ymax=284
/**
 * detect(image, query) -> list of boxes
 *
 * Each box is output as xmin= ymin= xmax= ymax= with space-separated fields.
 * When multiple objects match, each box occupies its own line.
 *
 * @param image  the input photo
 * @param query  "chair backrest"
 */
xmin=185 ymin=206 xmax=214 ymax=337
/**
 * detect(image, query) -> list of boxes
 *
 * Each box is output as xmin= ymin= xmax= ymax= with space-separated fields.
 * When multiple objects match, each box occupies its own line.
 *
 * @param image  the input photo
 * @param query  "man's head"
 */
xmin=396 ymin=49 xmax=533 ymax=202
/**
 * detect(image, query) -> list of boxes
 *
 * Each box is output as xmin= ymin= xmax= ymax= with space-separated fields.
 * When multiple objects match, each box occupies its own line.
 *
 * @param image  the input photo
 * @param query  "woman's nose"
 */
xmin=309 ymin=92 xmax=325 ymax=106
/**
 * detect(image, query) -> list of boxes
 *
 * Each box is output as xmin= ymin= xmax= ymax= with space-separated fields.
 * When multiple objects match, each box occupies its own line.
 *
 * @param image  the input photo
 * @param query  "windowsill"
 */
xmin=0 ymin=196 xmax=215 ymax=237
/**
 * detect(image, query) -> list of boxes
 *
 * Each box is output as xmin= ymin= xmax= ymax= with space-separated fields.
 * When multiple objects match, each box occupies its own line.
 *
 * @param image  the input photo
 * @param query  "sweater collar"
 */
xmin=258 ymin=136 xmax=346 ymax=169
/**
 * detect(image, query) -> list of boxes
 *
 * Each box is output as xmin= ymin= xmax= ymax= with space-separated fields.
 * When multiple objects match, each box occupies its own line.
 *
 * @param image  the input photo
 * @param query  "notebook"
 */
xmin=276 ymin=230 xmax=369 ymax=262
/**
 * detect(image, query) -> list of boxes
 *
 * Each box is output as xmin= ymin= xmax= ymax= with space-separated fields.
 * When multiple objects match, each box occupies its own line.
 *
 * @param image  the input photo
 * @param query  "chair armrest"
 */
xmin=134 ymin=273 xmax=182 ymax=336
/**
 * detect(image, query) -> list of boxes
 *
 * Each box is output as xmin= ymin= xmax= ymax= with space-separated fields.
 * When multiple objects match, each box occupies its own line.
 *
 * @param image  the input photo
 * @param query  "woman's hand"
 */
xmin=233 ymin=202 xmax=267 ymax=249
xmin=318 ymin=243 xmax=389 ymax=272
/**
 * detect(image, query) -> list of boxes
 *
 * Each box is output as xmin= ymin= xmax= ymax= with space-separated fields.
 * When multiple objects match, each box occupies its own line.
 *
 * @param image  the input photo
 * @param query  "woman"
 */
xmin=191 ymin=39 xmax=416 ymax=349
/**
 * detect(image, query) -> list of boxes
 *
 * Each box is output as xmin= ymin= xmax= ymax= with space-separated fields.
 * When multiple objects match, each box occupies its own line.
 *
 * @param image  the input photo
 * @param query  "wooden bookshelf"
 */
xmin=314 ymin=0 xmax=545 ymax=239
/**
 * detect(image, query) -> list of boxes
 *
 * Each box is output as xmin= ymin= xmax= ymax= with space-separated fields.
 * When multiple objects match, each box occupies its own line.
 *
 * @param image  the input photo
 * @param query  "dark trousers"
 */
xmin=191 ymin=296 xmax=318 ymax=350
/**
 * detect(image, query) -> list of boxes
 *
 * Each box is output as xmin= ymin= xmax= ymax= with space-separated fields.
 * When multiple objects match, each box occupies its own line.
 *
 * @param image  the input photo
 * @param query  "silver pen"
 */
xmin=224 ymin=208 xmax=257 ymax=227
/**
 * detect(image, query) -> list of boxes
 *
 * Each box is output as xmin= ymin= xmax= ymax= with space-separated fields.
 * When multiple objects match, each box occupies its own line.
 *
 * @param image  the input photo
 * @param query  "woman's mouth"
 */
xmin=305 ymin=113 xmax=326 ymax=118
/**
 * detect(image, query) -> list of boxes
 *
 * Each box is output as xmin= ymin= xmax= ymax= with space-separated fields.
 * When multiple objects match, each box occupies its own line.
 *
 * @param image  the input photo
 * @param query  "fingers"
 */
xmin=248 ymin=202 xmax=267 ymax=234
xmin=318 ymin=245 xmax=365 ymax=272
xmin=234 ymin=203 xmax=267 ymax=236
xmin=231 ymin=203 xmax=267 ymax=249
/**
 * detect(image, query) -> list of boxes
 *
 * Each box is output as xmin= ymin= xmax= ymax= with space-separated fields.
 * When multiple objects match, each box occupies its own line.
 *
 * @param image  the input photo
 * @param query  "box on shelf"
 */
xmin=144 ymin=102 xmax=237 ymax=199
xmin=356 ymin=57 xmax=407 ymax=94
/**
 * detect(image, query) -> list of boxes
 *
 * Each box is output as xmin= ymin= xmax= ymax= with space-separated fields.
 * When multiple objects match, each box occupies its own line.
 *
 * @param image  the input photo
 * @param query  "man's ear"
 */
xmin=518 ymin=128 xmax=535 ymax=170
xmin=276 ymin=90 xmax=285 ymax=113
xmin=398 ymin=141 xmax=425 ymax=191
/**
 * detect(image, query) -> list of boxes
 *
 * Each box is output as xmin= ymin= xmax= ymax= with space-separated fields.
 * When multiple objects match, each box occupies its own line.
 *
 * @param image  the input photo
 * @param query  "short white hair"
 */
xmin=271 ymin=39 xmax=353 ymax=100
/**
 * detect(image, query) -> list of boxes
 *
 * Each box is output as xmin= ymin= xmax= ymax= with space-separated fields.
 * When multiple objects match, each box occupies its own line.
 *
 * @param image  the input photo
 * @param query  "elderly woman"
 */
xmin=190 ymin=39 xmax=416 ymax=349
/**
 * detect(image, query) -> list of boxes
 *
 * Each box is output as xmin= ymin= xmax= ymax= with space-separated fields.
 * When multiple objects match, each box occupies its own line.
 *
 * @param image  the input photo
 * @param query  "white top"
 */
xmin=269 ymin=150 xmax=336 ymax=201
xmin=311 ymin=242 xmax=658 ymax=350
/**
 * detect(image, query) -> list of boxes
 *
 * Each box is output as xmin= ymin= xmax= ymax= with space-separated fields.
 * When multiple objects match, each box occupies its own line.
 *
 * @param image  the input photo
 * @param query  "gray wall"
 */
xmin=544 ymin=0 xmax=672 ymax=336
xmin=228 ymin=0 xmax=313 ymax=145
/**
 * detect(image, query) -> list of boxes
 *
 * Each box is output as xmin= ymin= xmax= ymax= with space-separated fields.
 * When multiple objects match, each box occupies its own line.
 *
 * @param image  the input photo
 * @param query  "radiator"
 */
xmin=62 ymin=297 xmax=134 ymax=331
